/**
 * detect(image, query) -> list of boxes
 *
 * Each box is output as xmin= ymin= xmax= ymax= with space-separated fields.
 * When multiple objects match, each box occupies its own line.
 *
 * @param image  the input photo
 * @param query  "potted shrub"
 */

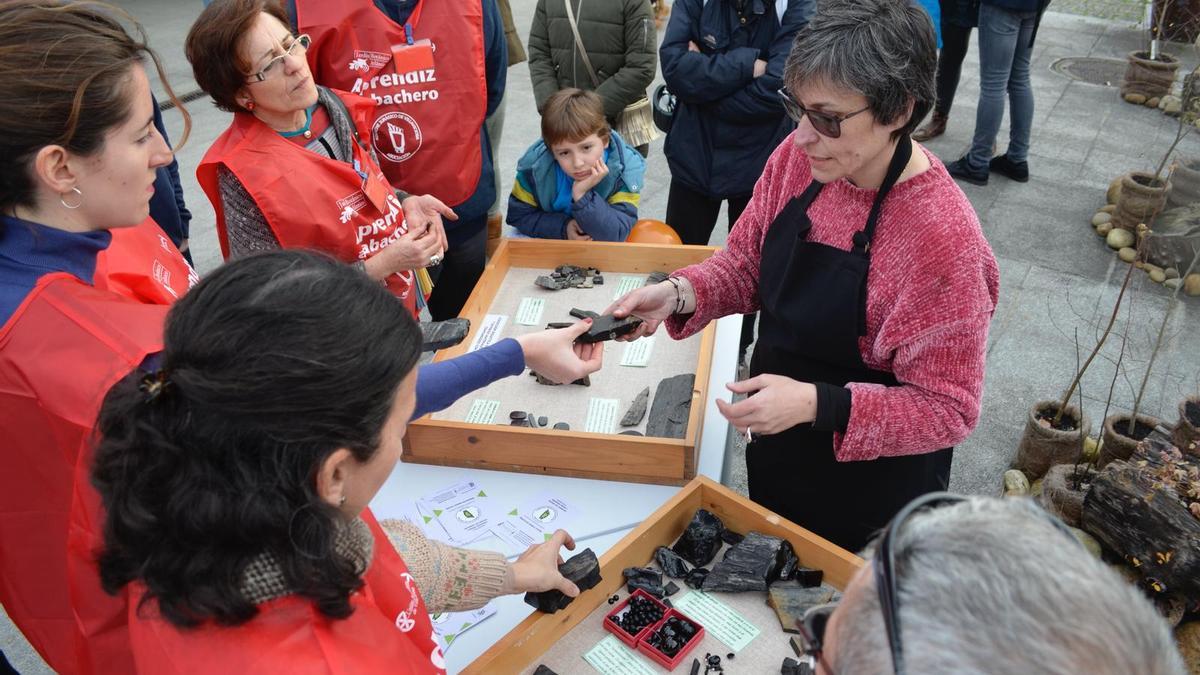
xmin=1111 ymin=171 xmax=1173 ymax=230
xmin=1098 ymin=412 xmax=1165 ymax=467
xmin=1122 ymin=1 xmax=1182 ymax=103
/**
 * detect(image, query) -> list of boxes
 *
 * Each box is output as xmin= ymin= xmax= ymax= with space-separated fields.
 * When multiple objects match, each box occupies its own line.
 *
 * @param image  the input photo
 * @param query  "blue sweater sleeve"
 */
xmin=571 ymin=191 xmax=636 ymax=242
xmin=411 ymin=337 xmax=525 ymax=420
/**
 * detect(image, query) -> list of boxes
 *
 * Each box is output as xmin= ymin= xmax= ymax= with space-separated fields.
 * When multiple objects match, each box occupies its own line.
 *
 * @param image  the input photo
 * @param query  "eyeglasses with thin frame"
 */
xmin=778 ymin=88 xmax=870 ymax=139
xmin=799 ymin=492 xmax=1082 ymax=675
xmin=246 ymin=34 xmax=311 ymax=83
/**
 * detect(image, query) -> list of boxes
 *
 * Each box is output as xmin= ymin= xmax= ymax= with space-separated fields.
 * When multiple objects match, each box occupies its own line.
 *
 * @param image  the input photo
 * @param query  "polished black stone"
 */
xmin=553 ymin=422 xmax=570 ymax=430
xmin=664 ymin=581 xmax=680 ymax=596
xmin=568 ymin=308 xmax=643 ymax=343
xmin=793 ymin=567 xmax=824 ymax=588
xmin=509 ymin=411 xmax=527 ymax=420
xmin=538 ymin=416 xmax=549 ymax=427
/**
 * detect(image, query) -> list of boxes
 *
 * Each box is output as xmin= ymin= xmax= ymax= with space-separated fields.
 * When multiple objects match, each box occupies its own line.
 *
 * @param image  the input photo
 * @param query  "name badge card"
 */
xmin=391 ymin=39 xmax=435 ymax=74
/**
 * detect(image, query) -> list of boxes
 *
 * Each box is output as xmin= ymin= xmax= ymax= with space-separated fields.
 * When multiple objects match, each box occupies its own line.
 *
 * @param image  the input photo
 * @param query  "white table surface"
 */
xmin=370 ymin=314 xmax=742 ymax=673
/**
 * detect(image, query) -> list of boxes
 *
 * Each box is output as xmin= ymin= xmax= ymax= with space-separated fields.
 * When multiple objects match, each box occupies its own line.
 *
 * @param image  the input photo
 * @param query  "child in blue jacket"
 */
xmin=507 ymin=88 xmax=646 ymax=241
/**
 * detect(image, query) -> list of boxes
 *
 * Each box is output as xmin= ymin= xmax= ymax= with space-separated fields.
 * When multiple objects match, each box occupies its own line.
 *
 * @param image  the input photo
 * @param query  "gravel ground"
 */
xmin=1051 ymin=0 xmax=1146 ymax=23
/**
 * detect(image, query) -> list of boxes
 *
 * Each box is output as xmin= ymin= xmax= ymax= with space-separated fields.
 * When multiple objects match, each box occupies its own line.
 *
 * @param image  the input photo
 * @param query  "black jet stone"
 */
xmin=671 ymin=508 xmax=726 ymax=567
xmin=621 ymin=387 xmax=650 ymax=427
xmin=623 ymin=566 xmax=664 ymax=597
xmin=664 ymin=581 xmax=680 ymax=596
xmin=720 ymin=529 xmax=745 ymax=547
xmin=655 ymin=546 xmax=692 ymax=579
xmin=703 ymin=532 xmax=799 ymax=593
xmin=419 ymin=318 xmax=471 ymax=352
xmin=553 ymin=422 xmax=570 ymax=430
xmin=524 ymin=548 xmax=601 ymax=614
xmin=690 ymin=659 xmax=701 ymax=675
xmin=538 ymin=416 xmax=549 ymax=427
xmin=647 ymin=374 xmax=695 ymax=439
xmin=568 ymin=308 xmax=643 ymax=343
xmin=594 ymin=275 xmax=604 ymax=284
xmin=793 ymin=567 xmax=824 ymax=588
xmin=544 ymin=322 xmax=574 ymax=329
xmin=532 ymin=666 xmax=559 ymax=675
xmin=684 ymin=567 xmax=709 ymax=589
xmin=509 ymin=411 xmax=527 ymax=420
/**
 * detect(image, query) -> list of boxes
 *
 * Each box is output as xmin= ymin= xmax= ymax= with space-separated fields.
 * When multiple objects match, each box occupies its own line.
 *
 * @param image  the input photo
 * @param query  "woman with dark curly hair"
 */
xmin=92 ymin=251 xmax=583 ymax=673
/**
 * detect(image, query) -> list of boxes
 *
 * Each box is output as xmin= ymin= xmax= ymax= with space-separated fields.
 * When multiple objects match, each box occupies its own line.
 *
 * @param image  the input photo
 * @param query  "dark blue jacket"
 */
xmin=981 ymin=0 xmax=1045 ymax=12
xmin=148 ymin=98 xmax=193 ymax=263
xmin=288 ymin=0 xmax=507 ymax=240
xmin=941 ymin=0 xmax=981 ymax=27
xmin=660 ymin=0 xmax=812 ymax=198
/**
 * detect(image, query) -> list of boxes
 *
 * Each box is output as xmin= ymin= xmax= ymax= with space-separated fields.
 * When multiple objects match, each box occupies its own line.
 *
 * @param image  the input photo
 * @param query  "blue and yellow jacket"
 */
xmin=506 ymin=130 xmax=645 ymax=241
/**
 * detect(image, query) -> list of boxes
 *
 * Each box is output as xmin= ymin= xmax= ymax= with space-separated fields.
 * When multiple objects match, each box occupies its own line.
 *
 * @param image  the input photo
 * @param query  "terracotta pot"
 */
xmin=1173 ymin=396 xmax=1200 ymax=455
xmin=1111 ymin=171 xmax=1171 ymax=231
xmin=1014 ymin=401 xmax=1090 ymax=480
xmin=1098 ymin=412 xmax=1164 ymax=468
xmin=1121 ymin=50 xmax=1180 ymax=100
xmin=1039 ymin=463 xmax=1096 ymax=528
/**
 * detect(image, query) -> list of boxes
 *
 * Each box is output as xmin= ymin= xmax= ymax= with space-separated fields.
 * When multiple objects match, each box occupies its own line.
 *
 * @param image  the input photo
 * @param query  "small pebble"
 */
xmin=594 ymin=275 xmax=604 ymax=284
xmin=509 ymin=411 xmax=527 ymax=420
xmin=553 ymin=422 xmax=570 ymax=430
xmin=538 ymin=415 xmax=549 ymax=427
xmin=1106 ymin=227 xmax=1134 ymax=250
xmin=1091 ymin=212 xmax=1111 ymax=226
xmin=1149 ymin=268 xmax=1166 ymax=283
xmin=726 ymin=653 xmax=734 ymax=660
xmin=1117 ymin=246 xmax=1138 ymax=263
xmin=1165 ymin=267 xmax=1180 ymax=279
xmin=1096 ymin=221 xmax=1113 ymax=237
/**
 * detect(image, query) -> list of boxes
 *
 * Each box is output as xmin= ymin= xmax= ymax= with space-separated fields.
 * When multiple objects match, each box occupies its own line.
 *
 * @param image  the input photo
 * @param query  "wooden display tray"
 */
xmin=463 ymin=476 xmax=865 ymax=674
xmin=402 ymin=239 xmax=720 ymax=485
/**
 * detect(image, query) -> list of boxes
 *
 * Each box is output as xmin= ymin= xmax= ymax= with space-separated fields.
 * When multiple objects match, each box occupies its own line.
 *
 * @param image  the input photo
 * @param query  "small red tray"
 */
xmin=602 ymin=589 xmax=669 ymax=648
xmin=636 ymin=608 xmax=707 ymax=671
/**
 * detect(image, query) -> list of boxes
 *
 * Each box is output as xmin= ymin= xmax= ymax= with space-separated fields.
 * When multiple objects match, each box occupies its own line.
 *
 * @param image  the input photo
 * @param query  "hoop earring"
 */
xmin=60 ymin=187 xmax=83 ymax=210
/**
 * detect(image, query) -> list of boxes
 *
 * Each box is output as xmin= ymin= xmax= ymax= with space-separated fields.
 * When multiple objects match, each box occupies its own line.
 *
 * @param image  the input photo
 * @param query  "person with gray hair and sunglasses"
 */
xmin=609 ymin=0 xmax=998 ymax=553
xmin=796 ymin=494 xmax=1186 ymax=674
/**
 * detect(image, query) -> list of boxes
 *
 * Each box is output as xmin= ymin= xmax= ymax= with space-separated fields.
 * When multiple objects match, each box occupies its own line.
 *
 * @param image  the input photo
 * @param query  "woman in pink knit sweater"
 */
xmin=611 ymin=0 xmax=999 ymax=552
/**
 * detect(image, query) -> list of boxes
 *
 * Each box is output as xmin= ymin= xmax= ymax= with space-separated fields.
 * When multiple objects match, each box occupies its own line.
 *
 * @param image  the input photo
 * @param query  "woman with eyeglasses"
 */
xmin=0 ymin=2 xmax=195 ymax=672
xmin=186 ymin=0 xmax=452 ymax=317
xmin=91 ymin=251 xmax=585 ymax=673
xmin=610 ymin=0 xmax=999 ymax=553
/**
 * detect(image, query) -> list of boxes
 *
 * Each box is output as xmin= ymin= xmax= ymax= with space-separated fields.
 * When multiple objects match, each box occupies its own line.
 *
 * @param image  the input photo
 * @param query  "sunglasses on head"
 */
xmin=778 ymin=88 xmax=870 ymax=139
xmin=798 ymin=492 xmax=1081 ymax=675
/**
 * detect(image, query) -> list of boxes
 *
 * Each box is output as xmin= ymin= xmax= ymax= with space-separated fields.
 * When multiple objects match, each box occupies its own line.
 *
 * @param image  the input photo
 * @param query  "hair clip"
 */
xmin=139 ymin=369 xmax=172 ymax=402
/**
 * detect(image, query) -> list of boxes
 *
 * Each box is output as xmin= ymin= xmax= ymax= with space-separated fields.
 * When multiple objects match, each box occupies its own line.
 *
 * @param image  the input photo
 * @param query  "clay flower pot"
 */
xmin=1111 ymin=171 xmax=1171 ymax=231
xmin=1039 ymin=463 xmax=1097 ymax=528
xmin=1014 ymin=401 xmax=1090 ymax=480
xmin=1097 ymin=412 xmax=1164 ymax=468
xmin=1121 ymin=50 xmax=1180 ymax=101
xmin=1173 ymin=396 xmax=1200 ymax=455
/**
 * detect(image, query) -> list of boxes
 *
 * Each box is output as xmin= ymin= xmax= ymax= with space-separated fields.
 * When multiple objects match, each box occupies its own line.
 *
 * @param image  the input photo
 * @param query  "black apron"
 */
xmin=746 ymin=137 xmax=953 ymax=553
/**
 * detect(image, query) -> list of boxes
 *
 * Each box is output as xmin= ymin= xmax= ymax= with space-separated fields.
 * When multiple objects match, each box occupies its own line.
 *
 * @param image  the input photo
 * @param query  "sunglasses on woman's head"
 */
xmin=778 ymin=88 xmax=870 ymax=139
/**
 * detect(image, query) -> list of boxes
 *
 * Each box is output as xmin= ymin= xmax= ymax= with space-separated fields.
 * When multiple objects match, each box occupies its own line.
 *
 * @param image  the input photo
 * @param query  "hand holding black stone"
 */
xmin=569 ymin=307 xmax=643 ymax=343
xmin=523 ymin=548 xmax=601 ymax=614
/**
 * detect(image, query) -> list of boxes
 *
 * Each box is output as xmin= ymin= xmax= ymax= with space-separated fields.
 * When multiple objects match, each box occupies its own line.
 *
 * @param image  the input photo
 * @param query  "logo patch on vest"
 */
xmin=348 ymin=49 xmax=391 ymax=74
xmin=372 ymin=111 xmax=422 ymax=163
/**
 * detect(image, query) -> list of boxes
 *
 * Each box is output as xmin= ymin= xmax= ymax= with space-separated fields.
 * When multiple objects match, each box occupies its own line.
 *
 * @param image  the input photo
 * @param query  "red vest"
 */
xmin=94 ymin=217 xmax=200 ymax=303
xmin=297 ymin=0 xmax=487 ymax=205
xmin=127 ymin=509 xmax=445 ymax=674
xmin=197 ymin=91 xmax=419 ymax=315
xmin=0 ymin=276 xmax=170 ymax=675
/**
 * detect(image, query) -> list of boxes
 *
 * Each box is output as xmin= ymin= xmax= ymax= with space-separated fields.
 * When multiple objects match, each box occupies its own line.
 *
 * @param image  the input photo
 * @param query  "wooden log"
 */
xmin=1081 ymin=440 xmax=1200 ymax=602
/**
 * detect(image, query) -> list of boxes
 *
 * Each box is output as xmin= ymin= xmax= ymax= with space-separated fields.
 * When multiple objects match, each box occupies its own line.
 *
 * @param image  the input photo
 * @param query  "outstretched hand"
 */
xmin=604 ymin=281 xmax=676 ymax=341
xmin=515 ymin=320 xmax=604 ymax=383
xmin=506 ymin=529 xmax=580 ymax=597
xmin=715 ymin=375 xmax=817 ymax=437
xmin=402 ymin=194 xmax=456 ymax=254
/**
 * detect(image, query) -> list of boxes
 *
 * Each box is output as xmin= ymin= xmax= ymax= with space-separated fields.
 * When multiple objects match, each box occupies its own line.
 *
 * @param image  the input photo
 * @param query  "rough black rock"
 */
xmin=703 ymin=532 xmax=798 ymax=593
xmin=524 ymin=548 xmax=601 ymax=613
xmin=720 ymin=529 xmax=745 ymax=547
xmin=419 ymin=318 xmax=471 ymax=352
xmin=531 ymin=370 xmax=591 ymax=386
xmin=684 ymin=567 xmax=709 ymax=589
xmin=569 ymin=308 xmax=643 ymax=343
xmin=793 ymin=567 xmax=824 ymax=588
xmin=647 ymin=374 xmax=695 ymax=439
xmin=621 ymin=386 xmax=651 ymax=427
xmin=532 ymin=666 xmax=559 ymax=675
xmin=623 ymin=566 xmax=665 ymax=597
xmin=664 ymin=581 xmax=680 ymax=597
xmin=655 ymin=546 xmax=692 ymax=578
xmin=671 ymin=508 xmax=726 ymax=567
xmin=535 ymin=274 xmax=572 ymax=290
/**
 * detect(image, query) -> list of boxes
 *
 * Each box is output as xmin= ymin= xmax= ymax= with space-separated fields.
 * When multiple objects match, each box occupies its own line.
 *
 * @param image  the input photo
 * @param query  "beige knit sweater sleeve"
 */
xmin=379 ymin=519 xmax=510 ymax=613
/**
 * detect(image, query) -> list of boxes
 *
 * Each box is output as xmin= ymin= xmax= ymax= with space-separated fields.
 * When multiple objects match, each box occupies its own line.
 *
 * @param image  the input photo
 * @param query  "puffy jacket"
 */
xmin=507 ymin=130 xmax=645 ymax=241
xmin=528 ymin=0 xmax=657 ymax=122
xmin=660 ymin=0 xmax=813 ymax=198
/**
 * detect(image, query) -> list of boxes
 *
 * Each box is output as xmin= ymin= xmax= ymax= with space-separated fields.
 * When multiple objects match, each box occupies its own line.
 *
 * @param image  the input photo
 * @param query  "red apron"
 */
xmin=127 ymin=509 xmax=445 ymax=674
xmin=94 ymin=217 xmax=199 ymax=303
xmin=197 ymin=91 xmax=419 ymax=315
xmin=297 ymin=0 xmax=487 ymax=205
xmin=0 ymin=274 xmax=171 ymax=675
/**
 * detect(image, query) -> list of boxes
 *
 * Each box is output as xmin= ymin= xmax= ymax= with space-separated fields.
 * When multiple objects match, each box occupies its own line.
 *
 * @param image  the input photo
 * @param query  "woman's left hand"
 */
xmin=402 ymin=194 xmax=455 ymax=254
xmin=715 ymin=375 xmax=817 ymax=437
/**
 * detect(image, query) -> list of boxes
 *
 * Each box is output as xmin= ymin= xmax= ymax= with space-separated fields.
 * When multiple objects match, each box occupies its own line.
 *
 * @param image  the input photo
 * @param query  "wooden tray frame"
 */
xmin=402 ymin=239 xmax=720 ymax=485
xmin=464 ymin=476 xmax=865 ymax=673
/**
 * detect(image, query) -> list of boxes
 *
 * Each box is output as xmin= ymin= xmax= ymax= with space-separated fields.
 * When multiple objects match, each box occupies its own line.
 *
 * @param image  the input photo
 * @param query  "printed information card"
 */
xmin=619 ymin=336 xmax=655 ymax=367
xmin=583 ymin=635 xmax=657 ymax=675
xmin=418 ymin=479 xmax=492 ymax=546
xmin=612 ymin=275 xmax=644 ymax=301
xmin=585 ymin=398 xmax=621 ymax=434
xmin=468 ymin=314 xmax=508 ymax=352
xmin=515 ymin=297 xmax=546 ymax=326
xmin=673 ymin=590 xmax=760 ymax=652
xmin=463 ymin=399 xmax=500 ymax=425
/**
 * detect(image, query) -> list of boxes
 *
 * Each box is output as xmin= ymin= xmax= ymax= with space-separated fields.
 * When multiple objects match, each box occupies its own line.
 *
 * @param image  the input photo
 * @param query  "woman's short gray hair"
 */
xmin=783 ymin=0 xmax=937 ymax=140
xmin=833 ymin=497 xmax=1186 ymax=675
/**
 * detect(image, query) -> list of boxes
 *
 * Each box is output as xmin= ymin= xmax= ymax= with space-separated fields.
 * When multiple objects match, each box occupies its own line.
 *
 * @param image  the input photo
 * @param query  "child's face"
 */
xmin=551 ymin=133 xmax=609 ymax=180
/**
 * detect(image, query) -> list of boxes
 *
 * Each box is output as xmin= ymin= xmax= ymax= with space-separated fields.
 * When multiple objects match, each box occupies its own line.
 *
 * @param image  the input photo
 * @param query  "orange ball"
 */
xmin=626 ymin=219 xmax=682 ymax=245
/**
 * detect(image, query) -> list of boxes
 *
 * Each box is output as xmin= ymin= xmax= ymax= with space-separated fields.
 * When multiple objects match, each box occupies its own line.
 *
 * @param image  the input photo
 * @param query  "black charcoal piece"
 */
xmin=568 ymin=308 xmax=643 ymax=343
xmin=720 ymin=529 xmax=745 ymax=547
xmin=664 ymin=581 xmax=680 ymax=596
xmin=623 ymin=566 xmax=665 ymax=597
xmin=690 ymin=659 xmax=701 ymax=675
xmin=535 ymin=274 xmax=571 ymax=291
xmin=509 ymin=411 xmax=527 ymax=421
xmin=538 ymin=416 xmax=548 ymax=427
xmin=767 ymin=582 xmax=836 ymax=633
xmin=621 ymin=387 xmax=650 ymax=427
xmin=703 ymin=532 xmax=798 ymax=593
xmin=532 ymin=666 xmax=559 ymax=675
xmin=553 ymin=422 xmax=570 ymax=431
xmin=672 ymin=508 xmax=726 ymax=567
xmin=793 ymin=567 xmax=824 ymax=588
xmin=684 ymin=567 xmax=709 ymax=589
xmin=647 ymin=374 xmax=696 ymax=439
xmin=419 ymin=318 xmax=471 ymax=352
xmin=655 ymin=546 xmax=692 ymax=578
xmin=645 ymin=271 xmax=670 ymax=286
xmin=619 ymin=430 xmax=644 ymax=436
xmin=594 ymin=275 xmax=604 ymax=284
xmin=524 ymin=548 xmax=601 ymax=614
